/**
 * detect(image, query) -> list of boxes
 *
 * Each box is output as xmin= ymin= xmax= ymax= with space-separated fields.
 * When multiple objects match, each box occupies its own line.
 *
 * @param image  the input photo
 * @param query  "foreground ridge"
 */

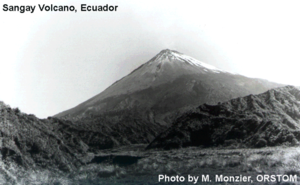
xmin=147 ymin=85 xmax=300 ymax=149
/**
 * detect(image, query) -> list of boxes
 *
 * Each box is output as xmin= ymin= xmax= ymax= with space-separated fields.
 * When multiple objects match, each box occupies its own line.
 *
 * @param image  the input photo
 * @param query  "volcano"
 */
xmin=55 ymin=49 xmax=283 ymax=126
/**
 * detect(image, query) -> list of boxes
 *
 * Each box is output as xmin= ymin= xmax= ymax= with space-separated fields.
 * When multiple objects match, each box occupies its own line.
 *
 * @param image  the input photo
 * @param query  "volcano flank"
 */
xmin=55 ymin=49 xmax=283 ymax=125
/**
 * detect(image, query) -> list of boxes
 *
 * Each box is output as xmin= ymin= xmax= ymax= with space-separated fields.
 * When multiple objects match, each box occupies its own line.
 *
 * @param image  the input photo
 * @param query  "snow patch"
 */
xmin=171 ymin=52 xmax=225 ymax=73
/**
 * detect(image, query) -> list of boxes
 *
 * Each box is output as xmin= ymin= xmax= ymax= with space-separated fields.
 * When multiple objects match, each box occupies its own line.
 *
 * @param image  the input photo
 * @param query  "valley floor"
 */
xmin=3 ymin=145 xmax=300 ymax=184
xmin=69 ymin=145 xmax=300 ymax=184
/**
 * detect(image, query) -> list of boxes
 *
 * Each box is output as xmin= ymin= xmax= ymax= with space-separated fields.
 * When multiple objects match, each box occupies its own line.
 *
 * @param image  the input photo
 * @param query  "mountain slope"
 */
xmin=0 ymin=101 xmax=88 ymax=183
xmin=55 ymin=49 xmax=283 ymax=127
xmin=147 ymin=86 xmax=300 ymax=149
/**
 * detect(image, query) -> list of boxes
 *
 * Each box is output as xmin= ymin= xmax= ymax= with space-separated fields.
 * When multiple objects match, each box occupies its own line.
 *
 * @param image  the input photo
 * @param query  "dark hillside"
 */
xmin=147 ymin=86 xmax=300 ymax=149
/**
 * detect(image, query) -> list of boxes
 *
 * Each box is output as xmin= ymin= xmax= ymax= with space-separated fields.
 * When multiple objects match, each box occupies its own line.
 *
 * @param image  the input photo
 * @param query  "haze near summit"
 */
xmin=1 ymin=0 xmax=300 ymax=118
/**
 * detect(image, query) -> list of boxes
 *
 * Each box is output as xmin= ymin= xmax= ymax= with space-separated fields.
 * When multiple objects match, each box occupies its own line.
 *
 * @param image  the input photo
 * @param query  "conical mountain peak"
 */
xmin=149 ymin=49 xmax=223 ymax=73
xmin=151 ymin=49 xmax=181 ymax=62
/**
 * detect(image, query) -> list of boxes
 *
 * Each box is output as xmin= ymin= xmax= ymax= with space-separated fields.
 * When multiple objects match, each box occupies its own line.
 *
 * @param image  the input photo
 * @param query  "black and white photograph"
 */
xmin=1 ymin=0 xmax=300 ymax=184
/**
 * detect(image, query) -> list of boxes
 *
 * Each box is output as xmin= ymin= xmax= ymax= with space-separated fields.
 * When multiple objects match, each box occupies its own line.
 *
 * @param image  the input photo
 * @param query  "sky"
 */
xmin=1 ymin=0 xmax=300 ymax=118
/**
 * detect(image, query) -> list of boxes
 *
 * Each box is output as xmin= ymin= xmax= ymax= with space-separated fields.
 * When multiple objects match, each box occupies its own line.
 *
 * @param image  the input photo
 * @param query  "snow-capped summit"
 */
xmin=148 ymin=49 xmax=223 ymax=73
xmin=55 ymin=49 xmax=283 ymax=126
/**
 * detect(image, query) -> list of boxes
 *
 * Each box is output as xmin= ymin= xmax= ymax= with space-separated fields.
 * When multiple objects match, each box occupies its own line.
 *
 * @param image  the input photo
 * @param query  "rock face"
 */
xmin=147 ymin=86 xmax=300 ymax=149
xmin=54 ymin=49 xmax=283 ymax=127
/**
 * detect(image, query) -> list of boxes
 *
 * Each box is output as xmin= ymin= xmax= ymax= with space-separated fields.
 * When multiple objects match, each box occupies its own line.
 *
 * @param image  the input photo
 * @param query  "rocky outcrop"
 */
xmin=147 ymin=86 xmax=300 ymax=149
